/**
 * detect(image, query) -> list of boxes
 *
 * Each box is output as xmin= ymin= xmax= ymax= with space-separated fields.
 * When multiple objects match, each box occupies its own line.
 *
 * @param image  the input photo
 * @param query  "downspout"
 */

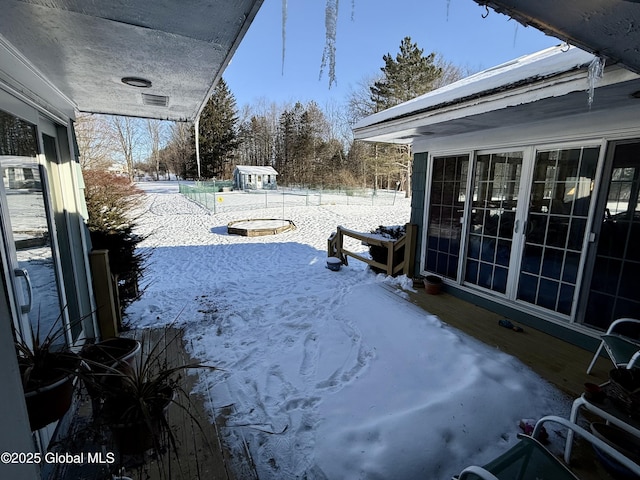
xmin=195 ymin=116 xmax=201 ymax=179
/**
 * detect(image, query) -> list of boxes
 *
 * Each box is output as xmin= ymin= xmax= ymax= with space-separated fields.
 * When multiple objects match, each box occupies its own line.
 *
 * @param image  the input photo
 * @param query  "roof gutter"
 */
xmin=354 ymin=63 xmax=638 ymax=142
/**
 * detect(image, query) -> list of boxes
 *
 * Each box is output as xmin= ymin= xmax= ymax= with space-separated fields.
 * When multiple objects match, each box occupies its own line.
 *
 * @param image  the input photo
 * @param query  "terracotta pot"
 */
xmin=423 ymin=275 xmax=443 ymax=295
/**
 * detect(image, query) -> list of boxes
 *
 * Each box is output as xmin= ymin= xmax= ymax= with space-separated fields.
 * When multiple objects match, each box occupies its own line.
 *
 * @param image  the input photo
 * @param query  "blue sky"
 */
xmin=224 ymin=0 xmax=560 ymax=109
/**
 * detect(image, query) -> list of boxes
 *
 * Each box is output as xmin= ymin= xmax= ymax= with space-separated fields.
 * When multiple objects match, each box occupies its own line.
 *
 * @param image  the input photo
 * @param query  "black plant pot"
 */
xmin=105 ymin=385 xmax=173 ymax=455
xmin=21 ymin=354 xmax=80 ymax=431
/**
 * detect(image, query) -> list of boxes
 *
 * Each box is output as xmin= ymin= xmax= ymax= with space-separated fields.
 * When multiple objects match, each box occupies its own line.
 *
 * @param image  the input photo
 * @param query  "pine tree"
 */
xmin=275 ymin=102 xmax=334 ymax=188
xmin=194 ymin=78 xmax=239 ymax=179
xmin=367 ymin=37 xmax=443 ymax=197
xmin=370 ymin=36 xmax=442 ymax=111
xmin=276 ymin=104 xmax=300 ymax=184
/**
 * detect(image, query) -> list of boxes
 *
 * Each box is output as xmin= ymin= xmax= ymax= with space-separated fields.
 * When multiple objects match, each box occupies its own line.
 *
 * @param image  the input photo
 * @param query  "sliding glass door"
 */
xmin=582 ymin=142 xmax=640 ymax=329
xmin=423 ymin=144 xmax=601 ymax=320
xmin=465 ymin=151 xmax=523 ymax=294
xmin=516 ymin=147 xmax=599 ymax=316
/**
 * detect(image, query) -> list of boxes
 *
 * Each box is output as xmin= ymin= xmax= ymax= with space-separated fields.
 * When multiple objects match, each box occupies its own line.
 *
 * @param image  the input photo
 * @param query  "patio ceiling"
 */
xmin=473 ymin=0 xmax=640 ymax=76
xmin=0 ymin=0 xmax=264 ymax=122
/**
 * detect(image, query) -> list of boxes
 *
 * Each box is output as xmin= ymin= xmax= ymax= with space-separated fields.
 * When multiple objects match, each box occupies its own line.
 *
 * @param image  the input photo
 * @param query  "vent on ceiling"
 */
xmin=142 ymin=93 xmax=169 ymax=107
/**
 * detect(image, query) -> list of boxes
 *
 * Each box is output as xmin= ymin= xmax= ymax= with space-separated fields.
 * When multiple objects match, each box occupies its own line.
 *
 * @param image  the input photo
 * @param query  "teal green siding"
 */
xmin=410 ymin=152 xmax=428 ymax=276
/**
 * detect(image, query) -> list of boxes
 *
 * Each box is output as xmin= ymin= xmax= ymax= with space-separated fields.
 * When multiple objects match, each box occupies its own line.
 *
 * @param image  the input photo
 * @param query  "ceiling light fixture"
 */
xmin=121 ymin=77 xmax=152 ymax=88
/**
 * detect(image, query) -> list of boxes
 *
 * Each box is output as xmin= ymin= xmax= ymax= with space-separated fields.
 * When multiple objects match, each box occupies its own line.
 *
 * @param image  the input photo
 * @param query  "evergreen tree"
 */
xmin=275 ymin=101 xmax=334 ymax=188
xmin=276 ymin=102 xmax=304 ymax=185
xmin=194 ymin=78 xmax=239 ymax=179
xmin=367 ymin=37 xmax=443 ymax=197
xmin=370 ymin=36 xmax=442 ymax=111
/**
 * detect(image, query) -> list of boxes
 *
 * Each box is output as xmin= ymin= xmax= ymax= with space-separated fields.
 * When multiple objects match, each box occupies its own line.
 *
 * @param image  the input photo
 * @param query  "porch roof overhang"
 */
xmin=472 ymin=0 xmax=640 ymax=77
xmin=353 ymin=46 xmax=640 ymax=145
xmin=0 ymin=0 xmax=263 ymax=122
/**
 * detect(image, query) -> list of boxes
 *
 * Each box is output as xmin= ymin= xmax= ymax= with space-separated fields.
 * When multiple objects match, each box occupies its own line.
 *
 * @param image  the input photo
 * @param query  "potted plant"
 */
xmin=80 ymin=337 xmax=142 ymax=410
xmin=15 ymin=317 xmax=81 ymax=431
xmin=423 ymin=274 xmax=443 ymax=295
xmin=82 ymin=328 xmax=215 ymax=456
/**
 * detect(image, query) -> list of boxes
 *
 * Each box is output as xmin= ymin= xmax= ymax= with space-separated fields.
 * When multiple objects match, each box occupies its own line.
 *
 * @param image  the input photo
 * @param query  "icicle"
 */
xmin=351 ymin=0 xmax=355 ymax=21
xmin=446 ymin=0 xmax=451 ymax=21
xmin=512 ymin=23 xmax=518 ymax=47
xmin=319 ymin=0 xmax=339 ymax=88
xmin=587 ymin=56 xmax=605 ymax=108
xmin=281 ymin=0 xmax=287 ymax=75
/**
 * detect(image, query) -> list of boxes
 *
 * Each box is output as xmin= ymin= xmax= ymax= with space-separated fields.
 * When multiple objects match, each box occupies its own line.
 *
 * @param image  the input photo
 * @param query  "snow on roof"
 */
xmin=353 ymin=45 xmax=596 ymax=130
xmin=234 ymin=165 xmax=279 ymax=175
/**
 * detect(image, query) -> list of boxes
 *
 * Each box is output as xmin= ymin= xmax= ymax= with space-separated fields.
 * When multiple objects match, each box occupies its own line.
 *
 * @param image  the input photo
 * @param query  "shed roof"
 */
xmin=234 ymin=165 xmax=278 ymax=175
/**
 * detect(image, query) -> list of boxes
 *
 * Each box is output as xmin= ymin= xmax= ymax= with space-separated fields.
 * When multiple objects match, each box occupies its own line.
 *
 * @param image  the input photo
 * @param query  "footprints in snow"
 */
xmin=195 ymin=279 xmax=373 ymax=479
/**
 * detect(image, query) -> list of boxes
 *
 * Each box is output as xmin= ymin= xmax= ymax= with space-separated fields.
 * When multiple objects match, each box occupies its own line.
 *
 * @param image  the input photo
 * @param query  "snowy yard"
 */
xmin=127 ymin=182 xmax=569 ymax=479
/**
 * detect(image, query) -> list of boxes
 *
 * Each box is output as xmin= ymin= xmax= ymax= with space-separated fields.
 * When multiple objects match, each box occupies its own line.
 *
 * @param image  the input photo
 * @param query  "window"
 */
xmin=465 ymin=151 xmax=523 ymax=294
xmin=425 ymin=155 xmax=469 ymax=279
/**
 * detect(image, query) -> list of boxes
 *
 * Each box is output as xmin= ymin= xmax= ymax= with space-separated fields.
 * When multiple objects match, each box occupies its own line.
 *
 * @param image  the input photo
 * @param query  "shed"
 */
xmin=233 ymin=165 xmax=278 ymax=190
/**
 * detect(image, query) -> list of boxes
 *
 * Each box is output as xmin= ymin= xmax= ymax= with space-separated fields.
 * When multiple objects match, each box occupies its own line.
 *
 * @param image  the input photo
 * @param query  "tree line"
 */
xmin=75 ymin=37 xmax=472 ymax=195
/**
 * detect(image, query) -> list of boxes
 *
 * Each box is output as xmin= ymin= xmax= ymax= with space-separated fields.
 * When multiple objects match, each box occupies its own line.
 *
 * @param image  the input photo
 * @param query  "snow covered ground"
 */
xmin=127 ymin=181 xmax=570 ymax=479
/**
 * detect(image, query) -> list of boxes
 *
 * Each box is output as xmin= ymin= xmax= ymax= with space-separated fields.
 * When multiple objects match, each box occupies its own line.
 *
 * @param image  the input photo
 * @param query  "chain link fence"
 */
xmin=178 ymin=184 xmax=404 ymax=214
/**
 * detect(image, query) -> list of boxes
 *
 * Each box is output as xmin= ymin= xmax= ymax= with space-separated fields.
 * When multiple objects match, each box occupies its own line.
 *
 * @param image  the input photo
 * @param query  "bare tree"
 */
xmin=237 ymin=98 xmax=283 ymax=167
xmin=74 ymin=113 xmax=117 ymax=170
xmin=346 ymin=75 xmax=380 ymax=124
xmin=145 ymin=119 xmax=169 ymax=180
xmin=164 ymin=122 xmax=194 ymax=179
xmin=110 ymin=116 xmax=141 ymax=181
xmin=322 ymin=97 xmax=352 ymax=150
xmin=432 ymin=53 xmax=478 ymax=89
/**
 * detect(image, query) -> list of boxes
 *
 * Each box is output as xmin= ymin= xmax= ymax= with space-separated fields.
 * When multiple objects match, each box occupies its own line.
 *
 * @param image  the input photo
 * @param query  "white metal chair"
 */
xmin=454 ymin=416 xmax=640 ymax=480
xmin=586 ymin=318 xmax=640 ymax=374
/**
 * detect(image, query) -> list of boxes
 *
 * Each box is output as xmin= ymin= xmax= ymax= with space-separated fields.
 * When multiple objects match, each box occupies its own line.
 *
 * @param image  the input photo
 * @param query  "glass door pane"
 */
xmin=583 ymin=142 xmax=640 ymax=329
xmin=465 ymin=151 xmax=522 ymax=294
xmin=517 ymin=147 xmax=599 ymax=315
xmin=0 ymin=109 xmax=65 ymax=345
xmin=424 ymin=155 xmax=469 ymax=279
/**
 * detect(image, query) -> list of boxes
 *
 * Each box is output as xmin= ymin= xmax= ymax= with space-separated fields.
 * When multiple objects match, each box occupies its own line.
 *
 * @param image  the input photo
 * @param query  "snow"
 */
xmin=127 ymin=181 xmax=570 ymax=479
xmin=353 ymin=45 xmax=595 ymax=131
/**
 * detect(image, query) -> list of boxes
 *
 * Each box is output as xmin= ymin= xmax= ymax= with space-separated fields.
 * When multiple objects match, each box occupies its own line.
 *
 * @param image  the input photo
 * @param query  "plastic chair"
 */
xmin=454 ymin=416 xmax=640 ymax=480
xmin=586 ymin=318 xmax=640 ymax=374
